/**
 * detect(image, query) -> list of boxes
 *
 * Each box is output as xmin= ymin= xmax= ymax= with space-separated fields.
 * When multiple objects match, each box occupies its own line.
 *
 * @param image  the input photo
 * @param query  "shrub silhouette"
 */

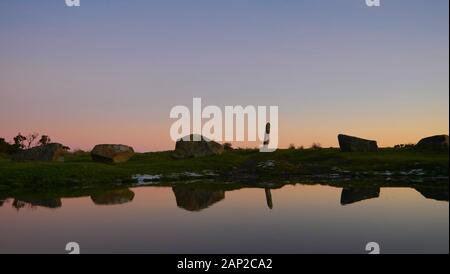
xmin=0 ymin=138 xmax=20 ymax=155
xmin=311 ymin=143 xmax=322 ymax=150
xmin=223 ymin=142 xmax=233 ymax=151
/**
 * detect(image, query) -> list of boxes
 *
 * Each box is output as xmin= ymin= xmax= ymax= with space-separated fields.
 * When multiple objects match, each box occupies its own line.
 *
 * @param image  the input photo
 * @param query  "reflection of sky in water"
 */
xmin=0 ymin=185 xmax=448 ymax=254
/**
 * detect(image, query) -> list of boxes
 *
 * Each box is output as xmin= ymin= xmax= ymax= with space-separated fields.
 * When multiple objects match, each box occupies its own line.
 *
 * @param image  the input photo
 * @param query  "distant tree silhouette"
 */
xmin=11 ymin=132 xmax=60 ymax=151
xmin=394 ymin=143 xmax=415 ymax=150
xmin=26 ymin=133 xmax=39 ymax=149
xmin=39 ymin=135 xmax=51 ymax=146
xmin=13 ymin=133 xmax=27 ymax=149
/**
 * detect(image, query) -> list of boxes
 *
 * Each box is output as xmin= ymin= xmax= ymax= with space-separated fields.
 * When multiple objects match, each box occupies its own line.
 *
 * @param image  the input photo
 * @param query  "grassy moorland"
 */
xmin=0 ymin=148 xmax=448 ymax=192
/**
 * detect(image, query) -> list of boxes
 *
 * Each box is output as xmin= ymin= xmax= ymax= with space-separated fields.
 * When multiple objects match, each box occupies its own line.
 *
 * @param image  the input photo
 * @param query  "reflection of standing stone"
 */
xmin=173 ymin=134 xmax=224 ymax=159
xmin=415 ymin=135 xmax=449 ymax=151
xmin=172 ymin=186 xmax=225 ymax=211
xmin=90 ymin=189 xmax=135 ymax=205
xmin=340 ymin=187 xmax=380 ymax=205
xmin=338 ymin=134 xmax=378 ymax=152
xmin=265 ymin=188 xmax=273 ymax=209
xmin=12 ymin=143 xmax=67 ymax=162
xmin=91 ymin=144 xmax=135 ymax=163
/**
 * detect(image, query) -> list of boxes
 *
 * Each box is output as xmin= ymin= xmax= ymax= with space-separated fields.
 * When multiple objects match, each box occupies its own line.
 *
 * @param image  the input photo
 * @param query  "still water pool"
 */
xmin=0 ymin=183 xmax=448 ymax=254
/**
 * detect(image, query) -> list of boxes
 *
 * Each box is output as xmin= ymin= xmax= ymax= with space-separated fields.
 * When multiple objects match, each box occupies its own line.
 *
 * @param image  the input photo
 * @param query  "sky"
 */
xmin=0 ymin=0 xmax=448 ymax=152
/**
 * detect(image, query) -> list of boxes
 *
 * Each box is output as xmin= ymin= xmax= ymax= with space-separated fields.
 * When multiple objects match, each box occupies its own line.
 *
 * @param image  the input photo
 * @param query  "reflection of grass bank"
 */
xmin=1 ymin=180 xmax=448 ymax=208
xmin=0 ymin=148 xmax=448 ymax=190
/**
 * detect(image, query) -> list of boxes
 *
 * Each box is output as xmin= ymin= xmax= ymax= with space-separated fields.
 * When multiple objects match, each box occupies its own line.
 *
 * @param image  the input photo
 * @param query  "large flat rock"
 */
xmin=91 ymin=144 xmax=135 ymax=163
xmin=338 ymin=134 xmax=378 ymax=152
xmin=12 ymin=143 xmax=66 ymax=162
xmin=415 ymin=135 xmax=449 ymax=151
xmin=173 ymin=134 xmax=224 ymax=159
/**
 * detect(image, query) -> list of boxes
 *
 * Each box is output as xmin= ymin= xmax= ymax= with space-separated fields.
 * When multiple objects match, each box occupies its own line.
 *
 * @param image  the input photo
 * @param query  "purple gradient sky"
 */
xmin=0 ymin=0 xmax=448 ymax=152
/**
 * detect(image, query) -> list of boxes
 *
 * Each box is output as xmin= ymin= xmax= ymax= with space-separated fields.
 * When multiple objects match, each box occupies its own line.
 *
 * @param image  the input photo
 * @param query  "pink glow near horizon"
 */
xmin=0 ymin=1 xmax=448 ymax=152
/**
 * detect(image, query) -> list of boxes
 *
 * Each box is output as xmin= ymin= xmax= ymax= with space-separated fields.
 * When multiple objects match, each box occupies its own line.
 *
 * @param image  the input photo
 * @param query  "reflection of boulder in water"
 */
xmin=90 ymin=189 xmax=135 ymax=205
xmin=0 ymin=199 xmax=4 ymax=207
xmin=12 ymin=198 xmax=62 ymax=209
xmin=415 ymin=187 xmax=449 ymax=202
xmin=340 ymin=187 xmax=380 ymax=205
xmin=172 ymin=186 xmax=225 ymax=211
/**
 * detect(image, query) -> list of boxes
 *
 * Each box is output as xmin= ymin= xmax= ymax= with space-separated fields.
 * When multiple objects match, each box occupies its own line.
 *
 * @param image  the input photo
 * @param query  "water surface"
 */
xmin=0 ymin=183 xmax=448 ymax=254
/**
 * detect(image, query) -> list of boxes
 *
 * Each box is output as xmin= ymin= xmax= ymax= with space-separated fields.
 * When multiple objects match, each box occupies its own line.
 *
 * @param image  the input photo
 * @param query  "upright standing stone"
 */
xmin=263 ymin=123 xmax=271 ymax=146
